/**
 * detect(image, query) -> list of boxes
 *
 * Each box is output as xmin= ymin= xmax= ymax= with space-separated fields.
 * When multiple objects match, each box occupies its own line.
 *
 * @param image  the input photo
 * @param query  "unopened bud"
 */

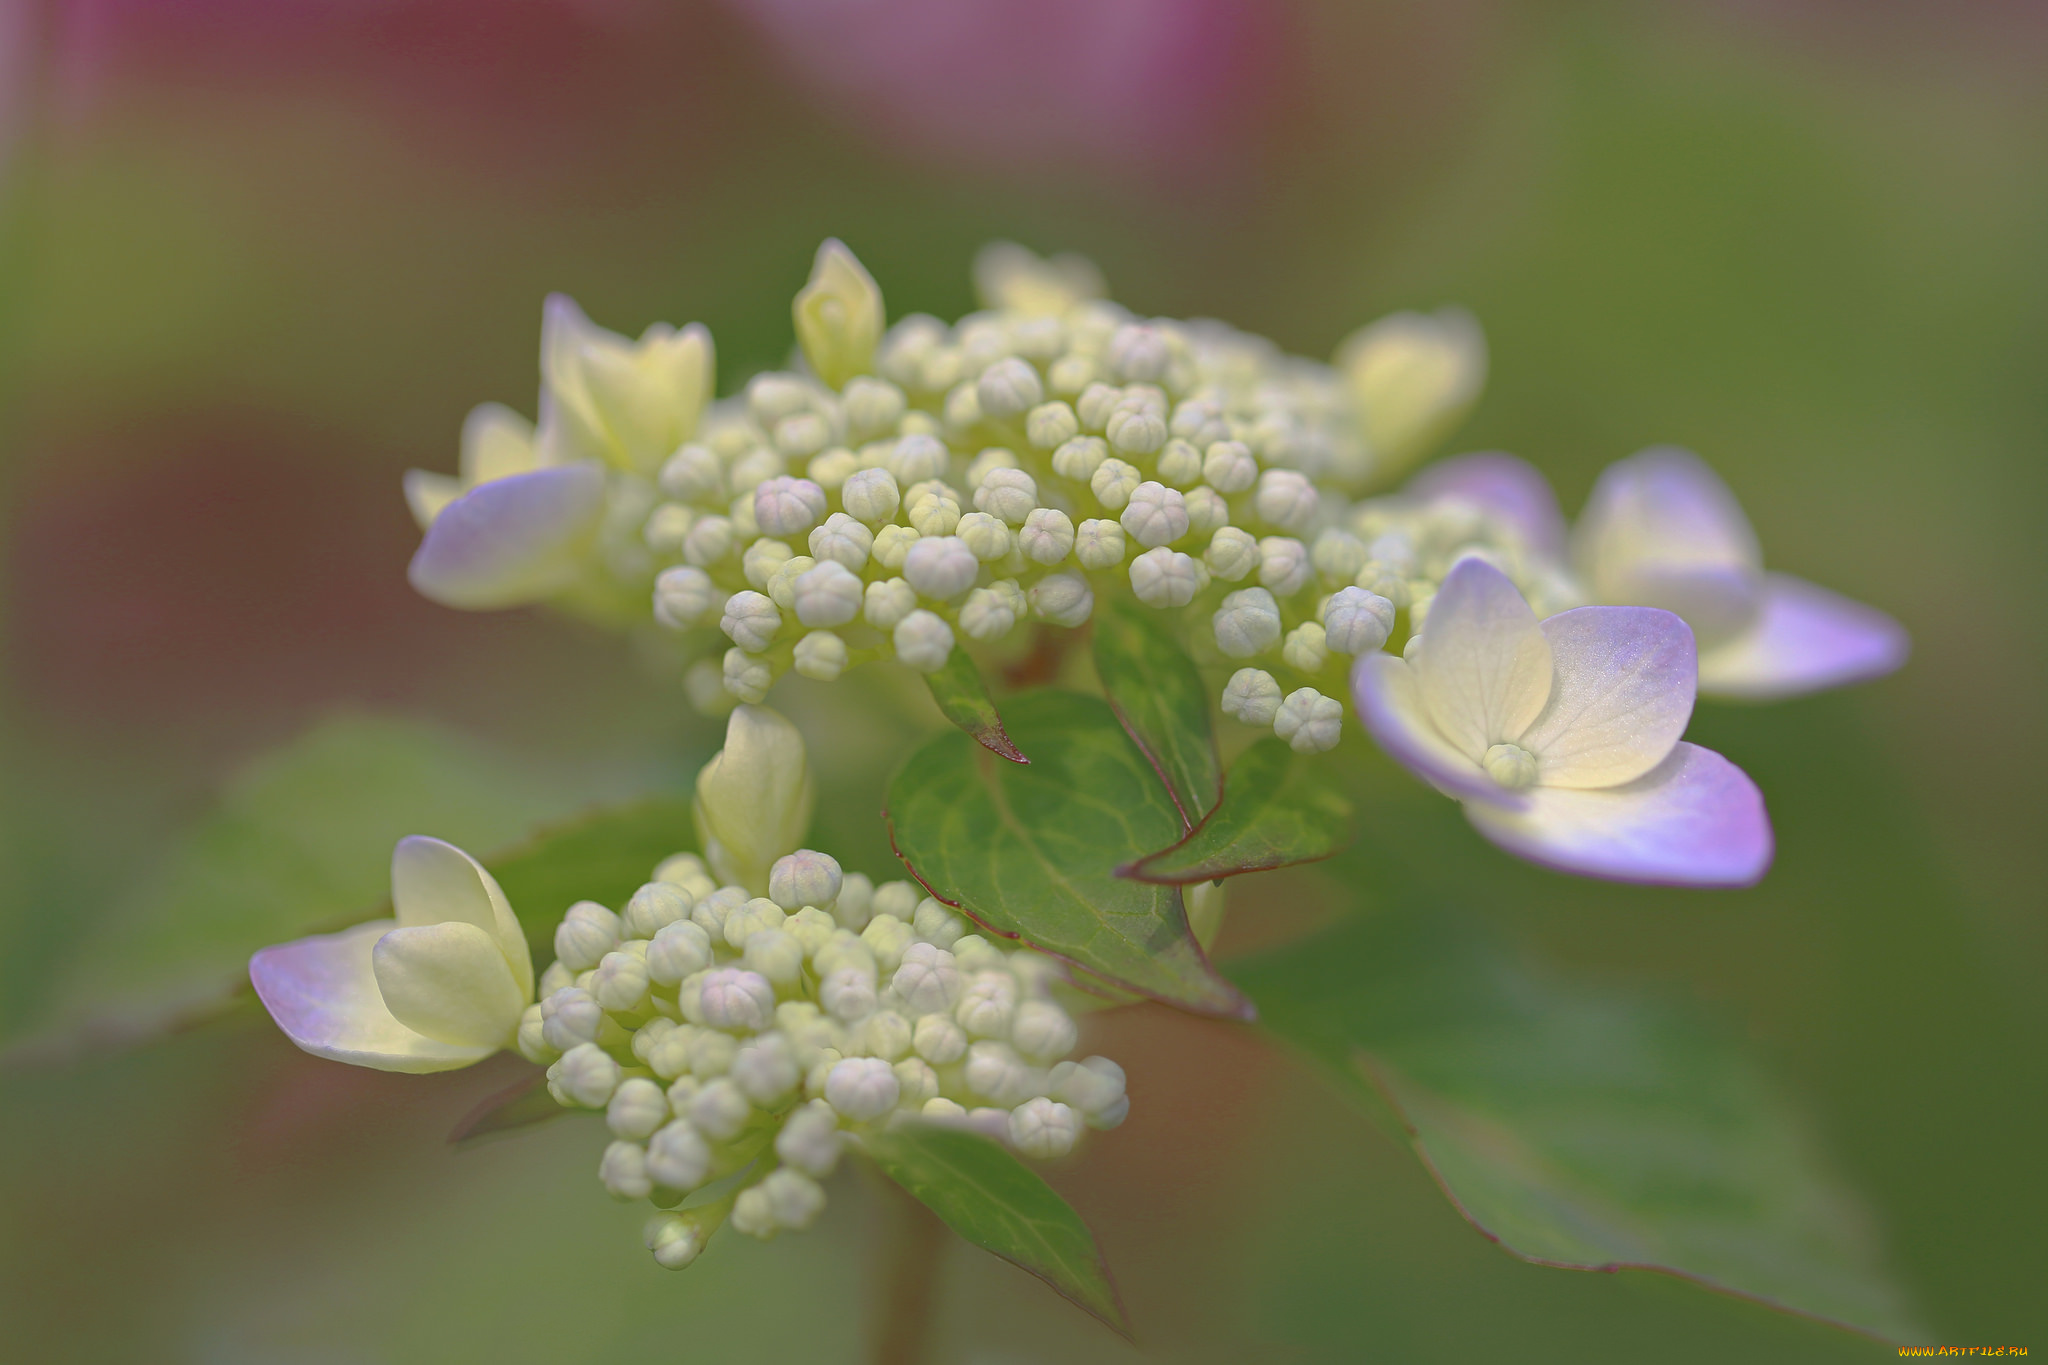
xmin=723 ymin=897 xmax=788 ymax=951
xmin=795 ymin=239 xmax=884 ymax=389
xmin=912 ymin=897 xmax=967 ymax=948
xmin=1254 ymin=469 xmax=1319 ymax=533
xmin=1205 ymin=526 xmax=1260 ymax=581
xmin=593 ymin=950 xmax=652 ymax=1014
xmin=956 ymin=972 xmax=1020 ymax=1038
xmin=1322 ymin=586 xmax=1395 ymax=655
xmin=893 ymin=610 xmax=955 ymax=673
xmin=555 ymin=901 xmax=622 ymax=972
xmin=608 ymin=1077 xmax=671 ymax=1140
xmin=776 ymin=1099 xmax=845 ymax=1178
xmin=1090 ymin=457 xmax=1142 ymax=511
xmin=1130 ymin=547 xmax=1202 ymax=608
xmin=893 ymin=942 xmax=962 ymax=1015
xmin=761 ymin=1169 xmax=827 ymax=1231
xmin=963 ymin=1041 xmax=1038 ymax=1107
xmin=1274 ymin=687 xmax=1343 ymax=753
xmin=516 ymin=1003 xmax=556 ymax=1064
xmin=825 ymin=1056 xmax=900 ymax=1121
xmin=1212 ymin=587 xmax=1282 ymax=658
xmin=646 ymin=1119 xmax=713 ymax=1191
xmin=744 ymin=928 xmax=807 ymax=988
xmin=770 ymin=849 xmax=843 ymax=910
xmin=1010 ymin=1000 xmax=1078 ymax=1062
xmin=554 ymin=1042 xmax=622 ymax=1108
xmin=1008 ymin=1097 xmax=1082 ymax=1159
xmin=1028 ymin=572 xmax=1094 ymax=627
xmin=699 ymin=968 xmax=778 ymax=1032
xmin=1283 ymin=621 xmax=1329 ymax=673
xmin=541 ymin=987 xmax=604 ymax=1052
xmin=688 ymin=1076 xmax=755 ymax=1141
xmin=1052 ymin=435 xmax=1109 ymax=482
xmin=600 ymin=1140 xmax=654 ymax=1200
xmin=861 ymin=1010 xmax=913 ymax=1062
xmin=1073 ymin=518 xmax=1126 ymax=570
xmin=913 ymin=1012 xmax=968 ymax=1065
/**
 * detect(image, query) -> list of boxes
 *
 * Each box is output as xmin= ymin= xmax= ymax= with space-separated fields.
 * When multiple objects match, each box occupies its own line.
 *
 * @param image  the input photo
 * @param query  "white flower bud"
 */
xmin=893 ymin=1057 xmax=940 ymax=1108
xmin=555 ymin=1042 xmax=622 ymax=1108
xmin=782 ymin=906 xmax=838 ymax=957
xmin=593 ymin=950 xmax=652 ymax=1014
xmin=1051 ymin=435 xmax=1109 ymax=482
xmin=961 ymin=447 xmax=1015 ymax=488
xmin=1004 ymin=509 xmax=1072 ymax=567
xmin=808 ymin=446 xmax=860 ymax=493
xmin=913 ymin=1013 xmax=968 ymax=1065
xmin=1171 ymin=399 xmax=1230 ymax=448
xmin=909 ymin=897 xmax=964 ymax=947
xmin=691 ymin=885 xmax=747 ymax=939
xmin=1211 ymin=586 xmax=1281 ymax=657
xmin=963 ymin=1040 xmax=1037 ymax=1106
xmin=1274 ymin=687 xmax=1343 ymax=753
xmin=646 ymin=920 xmax=714 ymax=988
xmin=956 ymin=971 xmax=1019 ymax=1038
xmin=516 ymin=1004 xmax=556 ymax=1064
xmin=1253 ymin=469 xmax=1319 ymax=533
xmin=1311 ymin=530 xmax=1369 ymax=585
xmin=902 ymin=536 xmax=979 ymax=600
xmin=1008 ymin=1097 xmax=1082 ymax=1159
xmin=699 ymin=968 xmax=778 ymax=1032
xmin=1106 ymin=403 xmax=1168 ymax=457
xmin=1027 ymin=572 xmax=1094 ymax=627
xmin=542 ymin=986 xmax=604 ymax=1051
xmin=1221 ymin=668 xmax=1284 ymax=725
xmin=792 ymin=630 xmax=848 ymax=681
xmin=893 ymin=610 xmax=955 ymax=673
xmin=776 ymin=1100 xmax=845 ymax=1179
xmin=660 ymin=443 xmax=725 ymax=503
xmin=1074 ymin=518 xmax=1126 ymax=570
xmin=803 ymin=512 xmax=872 ymax=572
xmin=731 ymin=1187 xmax=776 ymax=1240
xmin=623 ymin=881 xmax=693 ymax=939
xmin=943 ymin=380 xmax=983 ymax=433
xmin=655 ymin=852 xmax=716 ymax=900
xmin=638 ymin=1020 xmax=688 ymax=1078
xmin=1205 ymin=526 xmax=1260 ymax=582
xmin=842 ymin=376 xmax=906 ymax=439
xmin=863 ymin=576 xmax=918 ymax=629
xmin=860 ymin=913 xmax=916 ymax=972
xmin=687 ymin=1027 xmax=737 ymax=1077
xmin=719 ymin=590 xmax=781 ymax=653
xmin=744 ymin=928 xmax=806 ymax=987
xmin=1258 ymin=536 xmax=1311 ymax=596
xmin=1075 ymin=381 xmax=1120 ymax=431
xmin=1050 ymin=1055 xmax=1127 ymax=1121
xmin=682 ymin=514 xmax=736 ymax=567
xmin=731 ymin=1032 xmax=801 ymax=1106
xmin=783 ymin=560 xmax=859 ymax=629
xmin=652 ymin=566 xmax=715 ymax=631
xmin=841 ymin=467 xmax=901 ymax=526
xmin=729 ymin=455 xmax=783 ymax=514
xmin=1283 ymin=621 xmax=1329 ymax=673
xmin=834 ymin=873 xmax=875 ymax=930
xmin=922 ymin=1097 xmax=970 ymax=1125
xmin=607 ymin=1078 xmax=670 ymax=1141
xmin=860 ymin=1010 xmax=914 ymax=1061
xmin=889 ymin=433 xmax=950 ymax=485
xmin=1120 ymin=481 xmax=1189 ymax=548
xmin=820 ymin=966 xmax=879 ymax=1022
xmin=973 ymin=467 xmax=1039 ymax=525
xmin=1107 ymin=324 xmax=1170 ymax=382
xmin=774 ymin=414 xmax=831 ymax=461
xmin=958 ymin=587 xmax=1017 ymax=641
xmin=600 ymin=1140 xmax=654 ymax=1200
xmin=555 ymin=901 xmax=622 ymax=972
xmin=1010 ymin=1000 xmax=1078 ymax=1062
xmin=761 ymin=1168 xmax=828 ymax=1231
xmin=694 ymin=704 xmax=813 ymax=894
xmin=769 ymin=850 xmax=842 ymax=911
xmin=721 ymin=649 xmax=771 ymax=703
xmin=975 ymin=357 xmax=1043 ymax=419
xmin=741 ymin=537 xmax=795 ymax=591
xmin=872 ymin=881 xmax=921 ymax=921
xmin=766 ymin=555 xmax=817 ymax=611
xmin=1322 ymin=585 xmax=1396 ymax=654
xmin=893 ymin=942 xmax=962 ymax=1015
xmin=1026 ymin=401 xmax=1079 ymax=449
xmin=687 ymin=1076 xmax=754 ymax=1141
xmin=1089 ymin=457 xmax=1142 ymax=511
xmin=1129 ymin=547 xmax=1201 ymax=608
xmin=951 ymin=934 xmax=1009 ymax=977
xmin=955 ymin=512 xmax=1012 ymax=563
xmin=1172 ymin=491 xmax=1224 ymax=546
xmin=723 ymin=897 xmax=788 ymax=951
xmin=906 ymin=490 xmax=961 ymax=538
xmin=1148 ymin=438 xmax=1197 ymax=488
xmin=1203 ymin=440 xmax=1258 ymax=494
xmin=825 ymin=1056 xmax=900 ymax=1121
xmin=646 ymin=1119 xmax=712 ymax=1190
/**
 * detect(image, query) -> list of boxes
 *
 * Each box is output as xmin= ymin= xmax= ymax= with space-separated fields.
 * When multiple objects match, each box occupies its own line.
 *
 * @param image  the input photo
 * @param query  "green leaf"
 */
xmin=1090 ymin=597 xmax=1219 ymax=828
xmin=865 ymin=1123 xmax=1130 ymax=1338
xmin=9 ymin=714 xmax=597 ymax=1059
xmin=485 ymin=795 xmax=695 ymax=966
xmin=923 ymin=647 xmax=1028 ymax=764
xmin=888 ymin=691 xmax=1251 ymax=1018
xmin=1123 ymin=737 xmax=1352 ymax=883
xmin=1233 ymin=905 xmax=1920 ymax=1342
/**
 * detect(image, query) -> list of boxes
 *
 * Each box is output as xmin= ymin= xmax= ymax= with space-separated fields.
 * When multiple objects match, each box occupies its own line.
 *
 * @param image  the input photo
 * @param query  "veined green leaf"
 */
xmin=1233 ymin=905 xmax=1920 ymax=1342
xmin=865 ymin=1123 xmax=1130 ymax=1338
xmin=888 ymin=691 xmax=1251 ymax=1018
xmin=923 ymin=647 xmax=1028 ymax=764
xmin=1090 ymin=598 xmax=1219 ymax=828
xmin=485 ymin=795 xmax=695 ymax=965
xmin=1123 ymin=737 xmax=1352 ymax=883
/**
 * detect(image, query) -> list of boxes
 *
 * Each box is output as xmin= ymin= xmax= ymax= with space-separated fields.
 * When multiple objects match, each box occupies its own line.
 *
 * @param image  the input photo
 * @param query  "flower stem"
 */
xmin=871 ymin=1178 xmax=948 ymax=1365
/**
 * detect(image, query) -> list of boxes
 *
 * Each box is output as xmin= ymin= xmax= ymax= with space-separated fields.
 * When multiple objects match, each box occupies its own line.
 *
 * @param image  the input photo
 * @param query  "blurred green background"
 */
xmin=2 ymin=1 xmax=2042 ymax=1360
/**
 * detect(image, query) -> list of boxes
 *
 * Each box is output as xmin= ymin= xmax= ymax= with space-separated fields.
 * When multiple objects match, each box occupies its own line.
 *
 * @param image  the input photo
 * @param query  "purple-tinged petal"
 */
xmin=249 ymin=921 xmax=498 ymax=1073
xmin=1462 ymin=742 xmax=1773 ymax=888
xmin=1696 ymin=572 xmax=1910 ymax=701
xmin=407 ymin=463 xmax=605 ymax=610
xmin=1517 ymin=606 xmax=1695 ymax=789
xmin=1406 ymin=451 xmax=1567 ymax=560
xmin=1411 ymin=558 xmax=1553 ymax=760
xmin=1352 ymin=653 xmax=1504 ymax=802
xmin=1573 ymin=447 xmax=1764 ymax=646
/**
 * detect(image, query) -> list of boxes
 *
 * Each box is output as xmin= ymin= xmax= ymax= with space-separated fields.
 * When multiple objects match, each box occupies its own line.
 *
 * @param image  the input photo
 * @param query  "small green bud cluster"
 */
xmin=515 ymin=846 xmax=1127 ymax=1270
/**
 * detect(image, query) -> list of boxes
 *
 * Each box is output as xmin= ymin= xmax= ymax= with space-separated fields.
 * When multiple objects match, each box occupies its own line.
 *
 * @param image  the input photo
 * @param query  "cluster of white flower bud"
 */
xmin=516 ymin=845 xmax=1128 ymax=1270
xmin=416 ymin=240 xmax=1491 ymax=755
